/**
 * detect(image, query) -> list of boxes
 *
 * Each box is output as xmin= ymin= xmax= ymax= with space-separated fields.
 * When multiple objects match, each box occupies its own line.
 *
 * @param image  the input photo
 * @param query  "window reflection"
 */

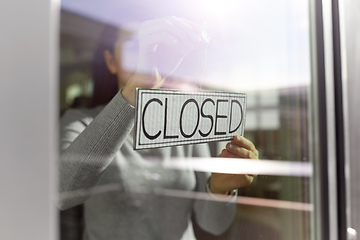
xmin=59 ymin=0 xmax=312 ymax=239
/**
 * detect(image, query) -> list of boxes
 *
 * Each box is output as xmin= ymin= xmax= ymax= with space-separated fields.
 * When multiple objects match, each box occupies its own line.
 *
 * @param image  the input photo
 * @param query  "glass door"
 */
xmin=57 ymin=0 xmax=338 ymax=239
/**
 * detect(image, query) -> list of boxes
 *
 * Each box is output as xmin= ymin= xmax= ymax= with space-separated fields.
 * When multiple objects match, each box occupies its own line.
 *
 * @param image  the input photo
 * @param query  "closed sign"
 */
xmin=134 ymin=89 xmax=247 ymax=150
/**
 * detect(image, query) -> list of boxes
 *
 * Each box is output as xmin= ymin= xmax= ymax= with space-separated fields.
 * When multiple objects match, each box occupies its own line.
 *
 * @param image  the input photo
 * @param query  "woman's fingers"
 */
xmin=139 ymin=27 xmax=191 ymax=53
xmin=139 ymin=31 xmax=184 ymax=53
xmin=232 ymin=135 xmax=256 ymax=151
xmin=136 ymin=31 xmax=186 ymax=79
xmin=139 ymin=18 xmax=200 ymax=51
xmin=221 ymin=136 xmax=259 ymax=178
xmin=225 ymin=142 xmax=257 ymax=159
xmin=214 ymin=137 xmax=259 ymax=192
xmin=220 ymin=148 xmax=238 ymax=158
xmin=230 ymin=135 xmax=259 ymax=158
xmin=178 ymin=17 xmax=203 ymax=33
xmin=166 ymin=16 xmax=202 ymax=44
xmin=220 ymin=149 xmax=258 ymax=177
xmin=141 ymin=16 xmax=202 ymax=44
xmin=136 ymin=16 xmax=205 ymax=80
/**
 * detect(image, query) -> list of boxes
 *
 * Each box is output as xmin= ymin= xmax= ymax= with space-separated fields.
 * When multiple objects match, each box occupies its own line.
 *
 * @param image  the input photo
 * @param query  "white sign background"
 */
xmin=134 ymin=89 xmax=247 ymax=150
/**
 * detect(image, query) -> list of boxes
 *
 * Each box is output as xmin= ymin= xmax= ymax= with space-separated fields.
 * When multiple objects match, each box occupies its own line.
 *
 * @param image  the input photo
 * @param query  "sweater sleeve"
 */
xmin=58 ymin=90 xmax=135 ymax=210
xmin=192 ymin=143 xmax=236 ymax=236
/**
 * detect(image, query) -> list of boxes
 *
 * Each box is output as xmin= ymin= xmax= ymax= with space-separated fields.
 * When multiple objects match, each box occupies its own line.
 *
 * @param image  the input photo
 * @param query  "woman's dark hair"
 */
xmin=90 ymin=24 xmax=119 ymax=107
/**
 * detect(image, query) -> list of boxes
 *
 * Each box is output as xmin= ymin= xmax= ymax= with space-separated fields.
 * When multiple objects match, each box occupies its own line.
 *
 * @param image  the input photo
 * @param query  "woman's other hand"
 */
xmin=209 ymin=135 xmax=259 ymax=195
xmin=122 ymin=16 xmax=204 ymax=106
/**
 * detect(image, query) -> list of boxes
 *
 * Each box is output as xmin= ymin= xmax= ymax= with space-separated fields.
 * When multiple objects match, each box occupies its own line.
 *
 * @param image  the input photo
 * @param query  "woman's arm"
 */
xmin=58 ymin=90 xmax=134 ymax=210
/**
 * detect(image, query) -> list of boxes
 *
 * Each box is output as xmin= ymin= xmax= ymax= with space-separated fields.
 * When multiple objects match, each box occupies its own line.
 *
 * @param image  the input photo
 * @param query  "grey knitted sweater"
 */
xmin=58 ymin=90 xmax=236 ymax=240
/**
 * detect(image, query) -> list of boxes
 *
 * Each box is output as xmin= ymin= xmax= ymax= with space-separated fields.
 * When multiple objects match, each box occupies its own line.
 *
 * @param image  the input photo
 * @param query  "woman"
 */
xmin=58 ymin=16 xmax=259 ymax=240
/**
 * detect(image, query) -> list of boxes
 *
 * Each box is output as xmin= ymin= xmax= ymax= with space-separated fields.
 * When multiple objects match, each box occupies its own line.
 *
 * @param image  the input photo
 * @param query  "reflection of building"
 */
xmin=245 ymin=86 xmax=308 ymax=162
xmin=239 ymin=86 xmax=310 ymax=240
xmin=246 ymin=89 xmax=280 ymax=131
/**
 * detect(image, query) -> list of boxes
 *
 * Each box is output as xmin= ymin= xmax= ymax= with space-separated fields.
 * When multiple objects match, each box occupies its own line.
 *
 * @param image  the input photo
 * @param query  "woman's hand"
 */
xmin=209 ymin=135 xmax=259 ymax=195
xmin=122 ymin=16 xmax=204 ymax=106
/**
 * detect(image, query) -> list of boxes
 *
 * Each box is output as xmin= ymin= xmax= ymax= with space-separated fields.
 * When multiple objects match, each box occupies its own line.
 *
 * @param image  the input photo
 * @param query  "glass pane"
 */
xmin=342 ymin=0 xmax=360 ymax=238
xmin=58 ymin=1 xmax=313 ymax=240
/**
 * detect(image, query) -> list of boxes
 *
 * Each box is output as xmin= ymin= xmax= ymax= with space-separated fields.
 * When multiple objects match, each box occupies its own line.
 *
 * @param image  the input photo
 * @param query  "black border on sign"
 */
xmin=134 ymin=88 xmax=246 ymax=150
xmin=134 ymin=88 xmax=140 ymax=150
